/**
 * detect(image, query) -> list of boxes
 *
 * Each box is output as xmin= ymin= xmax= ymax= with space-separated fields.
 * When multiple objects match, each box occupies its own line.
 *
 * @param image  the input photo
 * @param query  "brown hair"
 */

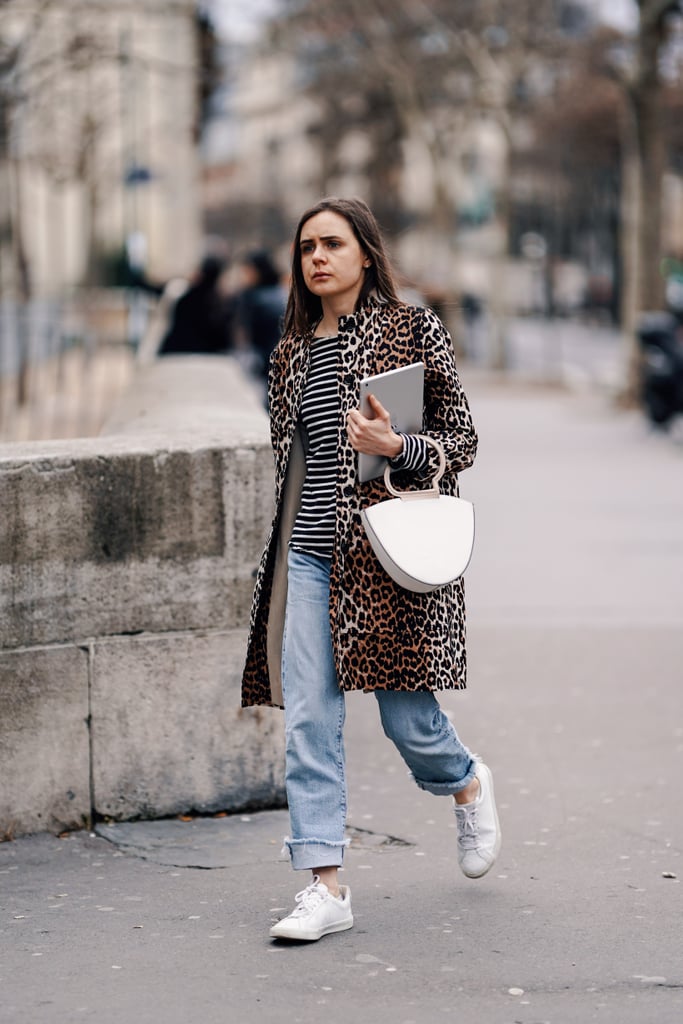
xmin=282 ymin=197 xmax=401 ymax=336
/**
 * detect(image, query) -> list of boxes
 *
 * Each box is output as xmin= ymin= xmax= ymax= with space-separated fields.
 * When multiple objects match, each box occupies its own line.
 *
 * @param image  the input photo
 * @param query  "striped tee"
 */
xmin=289 ymin=334 xmax=431 ymax=559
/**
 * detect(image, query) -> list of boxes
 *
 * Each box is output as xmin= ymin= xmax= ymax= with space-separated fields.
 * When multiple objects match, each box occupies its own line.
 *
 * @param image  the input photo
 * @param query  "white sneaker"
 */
xmin=454 ymin=761 xmax=502 ymax=879
xmin=269 ymin=877 xmax=353 ymax=941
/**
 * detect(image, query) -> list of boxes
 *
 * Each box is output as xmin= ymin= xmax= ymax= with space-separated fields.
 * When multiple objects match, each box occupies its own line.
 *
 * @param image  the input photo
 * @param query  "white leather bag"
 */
xmin=360 ymin=435 xmax=475 ymax=593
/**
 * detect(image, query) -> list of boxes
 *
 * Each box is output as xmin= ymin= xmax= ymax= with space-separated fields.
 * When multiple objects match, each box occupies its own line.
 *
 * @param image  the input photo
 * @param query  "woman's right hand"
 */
xmin=346 ymin=394 xmax=403 ymax=458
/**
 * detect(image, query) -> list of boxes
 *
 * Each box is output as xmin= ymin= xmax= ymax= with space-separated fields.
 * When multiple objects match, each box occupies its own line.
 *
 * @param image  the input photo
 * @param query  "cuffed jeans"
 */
xmin=281 ymin=548 xmax=477 ymax=871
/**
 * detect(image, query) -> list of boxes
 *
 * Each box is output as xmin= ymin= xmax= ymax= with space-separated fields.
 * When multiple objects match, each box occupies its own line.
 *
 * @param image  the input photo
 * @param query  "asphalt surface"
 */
xmin=2 ymin=368 xmax=682 ymax=1024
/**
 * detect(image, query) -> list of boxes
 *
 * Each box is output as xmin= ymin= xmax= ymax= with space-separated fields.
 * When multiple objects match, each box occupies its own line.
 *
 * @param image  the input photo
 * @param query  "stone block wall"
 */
xmin=0 ymin=357 xmax=284 ymax=838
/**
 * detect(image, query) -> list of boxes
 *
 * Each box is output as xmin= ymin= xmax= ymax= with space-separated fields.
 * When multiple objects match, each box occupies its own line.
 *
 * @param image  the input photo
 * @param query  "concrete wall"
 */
xmin=0 ymin=357 xmax=284 ymax=838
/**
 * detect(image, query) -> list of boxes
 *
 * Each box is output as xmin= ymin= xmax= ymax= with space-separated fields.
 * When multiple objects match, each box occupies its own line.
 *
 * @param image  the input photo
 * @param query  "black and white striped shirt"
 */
xmin=289 ymin=335 xmax=430 ymax=558
xmin=290 ymin=335 xmax=339 ymax=558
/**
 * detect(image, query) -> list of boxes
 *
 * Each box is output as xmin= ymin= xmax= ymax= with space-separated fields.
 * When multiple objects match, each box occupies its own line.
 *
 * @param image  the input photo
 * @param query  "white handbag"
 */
xmin=360 ymin=435 xmax=475 ymax=593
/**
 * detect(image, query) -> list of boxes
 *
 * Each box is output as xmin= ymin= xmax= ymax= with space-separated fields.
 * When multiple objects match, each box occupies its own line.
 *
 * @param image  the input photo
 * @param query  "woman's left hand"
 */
xmin=346 ymin=393 xmax=403 ymax=458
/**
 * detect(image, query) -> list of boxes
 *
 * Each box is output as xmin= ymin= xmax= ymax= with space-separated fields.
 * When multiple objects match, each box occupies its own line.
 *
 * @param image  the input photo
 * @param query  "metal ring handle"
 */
xmin=382 ymin=434 xmax=446 ymax=499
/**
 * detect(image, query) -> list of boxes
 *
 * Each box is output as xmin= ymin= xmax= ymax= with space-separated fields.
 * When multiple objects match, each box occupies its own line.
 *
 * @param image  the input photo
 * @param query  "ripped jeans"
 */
xmin=281 ymin=548 xmax=477 ymax=871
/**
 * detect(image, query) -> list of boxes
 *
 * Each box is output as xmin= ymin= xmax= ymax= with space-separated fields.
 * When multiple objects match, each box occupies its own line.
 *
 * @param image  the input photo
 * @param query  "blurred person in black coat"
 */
xmin=159 ymin=254 xmax=233 ymax=355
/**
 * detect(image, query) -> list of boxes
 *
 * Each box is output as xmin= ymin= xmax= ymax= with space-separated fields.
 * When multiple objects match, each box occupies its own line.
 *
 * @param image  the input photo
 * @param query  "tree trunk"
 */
xmin=9 ymin=155 xmax=32 ymax=407
xmin=488 ymin=134 xmax=512 ymax=372
xmin=619 ymin=99 xmax=643 ymax=403
xmin=634 ymin=8 xmax=667 ymax=311
xmin=617 ymin=0 xmax=673 ymax=403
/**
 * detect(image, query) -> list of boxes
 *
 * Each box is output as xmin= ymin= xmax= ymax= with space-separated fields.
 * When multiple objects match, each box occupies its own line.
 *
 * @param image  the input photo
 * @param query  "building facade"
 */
xmin=1 ymin=0 xmax=202 ymax=299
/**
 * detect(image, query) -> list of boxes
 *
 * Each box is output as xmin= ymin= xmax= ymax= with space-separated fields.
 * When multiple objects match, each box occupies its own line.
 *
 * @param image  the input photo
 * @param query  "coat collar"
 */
xmin=274 ymin=296 xmax=393 ymax=447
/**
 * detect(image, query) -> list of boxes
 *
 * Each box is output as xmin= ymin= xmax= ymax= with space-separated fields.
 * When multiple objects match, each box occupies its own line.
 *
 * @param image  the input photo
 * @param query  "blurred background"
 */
xmin=1 ymin=0 xmax=682 ymax=440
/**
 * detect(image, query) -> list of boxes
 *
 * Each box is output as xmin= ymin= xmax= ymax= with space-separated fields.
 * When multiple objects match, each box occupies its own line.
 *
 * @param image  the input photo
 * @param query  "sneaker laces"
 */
xmin=455 ymin=803 xmax=480 ymax=851
xmin=289 ymin=878 xmax=329 ymax=918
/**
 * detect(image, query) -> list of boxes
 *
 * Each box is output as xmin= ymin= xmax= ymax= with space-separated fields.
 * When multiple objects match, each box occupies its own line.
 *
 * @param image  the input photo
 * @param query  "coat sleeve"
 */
xmin=416 ymin=306 xmax=478 ymax=478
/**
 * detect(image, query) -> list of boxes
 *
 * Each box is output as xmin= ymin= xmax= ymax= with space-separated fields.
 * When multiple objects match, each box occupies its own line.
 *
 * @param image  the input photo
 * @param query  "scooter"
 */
xmin=637 ymin=312 xmax=683 ymax=428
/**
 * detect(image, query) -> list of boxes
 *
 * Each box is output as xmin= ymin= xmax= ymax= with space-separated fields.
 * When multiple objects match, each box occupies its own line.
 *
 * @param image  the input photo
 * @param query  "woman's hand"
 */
xmin=346 ymin=393 xmax=403 ymax=458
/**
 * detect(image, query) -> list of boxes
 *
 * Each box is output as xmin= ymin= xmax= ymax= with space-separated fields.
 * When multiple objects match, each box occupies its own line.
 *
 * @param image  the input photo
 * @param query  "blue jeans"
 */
xmin=281 ymin=549 xmax=477 ymax=871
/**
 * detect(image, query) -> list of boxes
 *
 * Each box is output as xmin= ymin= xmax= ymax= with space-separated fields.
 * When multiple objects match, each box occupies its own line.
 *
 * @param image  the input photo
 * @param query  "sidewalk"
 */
xmin=2 ymin=373 xmax=682 ymax=1024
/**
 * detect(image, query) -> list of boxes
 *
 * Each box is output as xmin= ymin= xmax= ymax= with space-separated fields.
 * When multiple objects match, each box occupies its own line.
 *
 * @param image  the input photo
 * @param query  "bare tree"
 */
xmin=1 ymin=0 xmax=212 ymax=425
xmin=0 ymin=0 xmax=56 ymax=405
xmin=275 ymin=0 xmax=587 ymax=360
xmin=632 ymin=1 xmax=682 ymax=308
xmin=597 ymin=0 xmax=683 ymax=397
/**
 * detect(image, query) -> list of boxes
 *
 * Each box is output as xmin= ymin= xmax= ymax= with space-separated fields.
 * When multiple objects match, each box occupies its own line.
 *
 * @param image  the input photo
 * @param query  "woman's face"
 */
xmin=299 ymin=210 xmax=370 ymax=313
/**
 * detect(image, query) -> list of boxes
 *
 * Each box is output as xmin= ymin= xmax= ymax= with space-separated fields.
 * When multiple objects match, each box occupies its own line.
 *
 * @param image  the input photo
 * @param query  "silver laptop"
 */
xmin=358 ymin=362 xmax=424 ymax=482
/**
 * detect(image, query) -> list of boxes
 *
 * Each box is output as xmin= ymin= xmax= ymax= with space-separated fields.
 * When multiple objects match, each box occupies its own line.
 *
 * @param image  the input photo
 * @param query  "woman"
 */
xmin=159 ymin=254 xmax=232 ymax=355
xmin=242 ymin=197 xmax=501 ymax=942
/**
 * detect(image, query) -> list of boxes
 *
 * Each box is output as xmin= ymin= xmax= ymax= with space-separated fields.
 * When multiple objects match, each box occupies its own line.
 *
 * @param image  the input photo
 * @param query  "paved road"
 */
xmin=1 ymin=372 xmax=682 ymax=1024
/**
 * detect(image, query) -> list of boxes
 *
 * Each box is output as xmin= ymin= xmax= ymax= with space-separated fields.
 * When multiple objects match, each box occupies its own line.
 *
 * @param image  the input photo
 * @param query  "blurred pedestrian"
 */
xmin=235 ymin=250 xmax=287 ymax=381
xmin=461 ymin=291 xmax=484 ymax=360
xmin=159 ymin=254 xmax=233 ymax=356
xmin=241 ymin=197 xmax=502 ymax=943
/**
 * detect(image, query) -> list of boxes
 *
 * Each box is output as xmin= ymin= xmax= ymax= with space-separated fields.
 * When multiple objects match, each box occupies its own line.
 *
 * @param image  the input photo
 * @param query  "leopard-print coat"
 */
xmin=241 ymin=298 xmax=478 ymax=708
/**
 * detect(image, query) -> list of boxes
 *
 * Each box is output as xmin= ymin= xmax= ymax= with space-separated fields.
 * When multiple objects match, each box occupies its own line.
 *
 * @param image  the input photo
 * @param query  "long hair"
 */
xmin=282 ymin=197 xmax=401 ymax=337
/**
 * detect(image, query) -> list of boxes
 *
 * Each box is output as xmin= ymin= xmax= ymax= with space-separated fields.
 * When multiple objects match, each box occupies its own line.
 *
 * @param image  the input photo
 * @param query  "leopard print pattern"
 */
xmin=241 ymin=299 xmax=478 ymax=707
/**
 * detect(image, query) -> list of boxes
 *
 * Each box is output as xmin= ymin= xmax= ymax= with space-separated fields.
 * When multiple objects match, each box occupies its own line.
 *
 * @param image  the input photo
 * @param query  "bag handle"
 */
xmin=383 ymin=434 xmax=446 ymax=500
